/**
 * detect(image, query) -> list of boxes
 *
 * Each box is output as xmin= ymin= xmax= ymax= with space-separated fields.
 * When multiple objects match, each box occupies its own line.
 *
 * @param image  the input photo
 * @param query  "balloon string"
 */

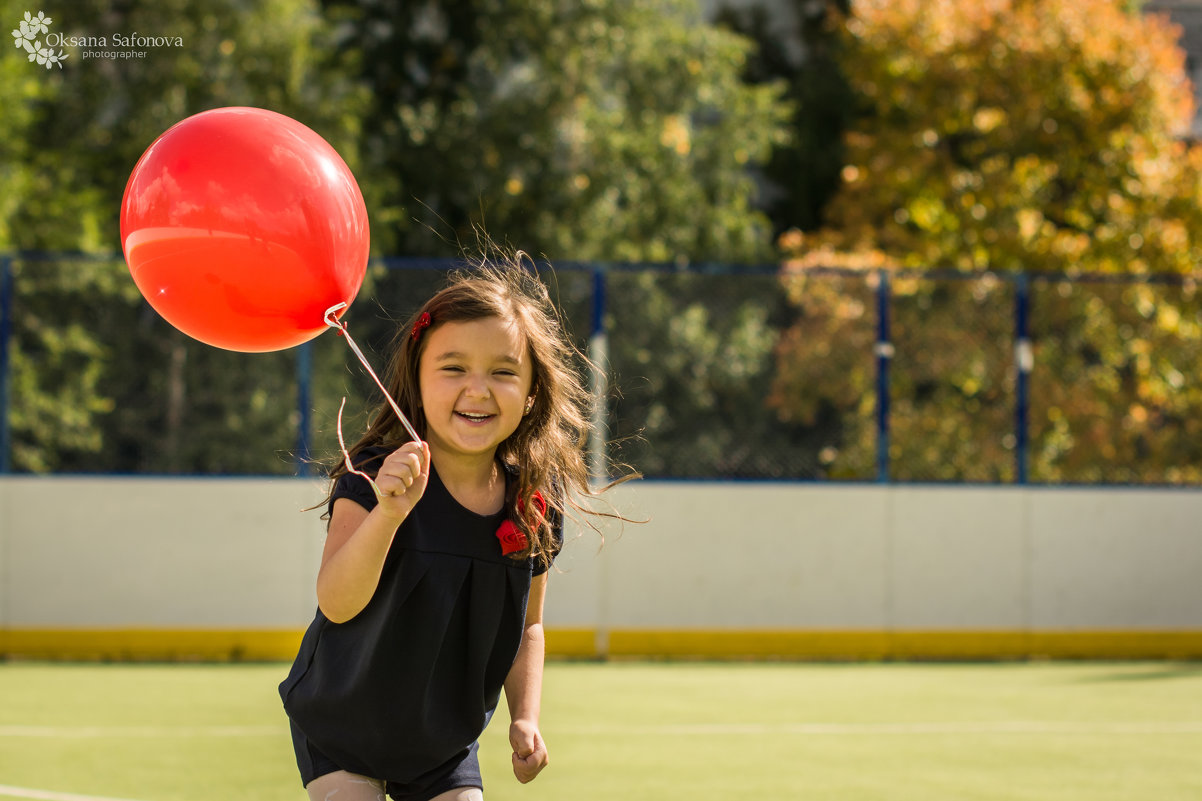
xmin=336 ymin=397 xmax=383 ymax=498
xmin=324 ymin=303 xmax=423 ymax=496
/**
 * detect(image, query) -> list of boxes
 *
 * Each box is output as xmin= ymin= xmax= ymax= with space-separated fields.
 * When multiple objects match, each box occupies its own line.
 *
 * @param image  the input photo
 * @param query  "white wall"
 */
xmin=0 ymin=476 xmax=325 ymax=628
xmin=550 ymin=482 xmax=1202 ymax=632
xmin=1 ymin=477 xmax=1200 ymax=658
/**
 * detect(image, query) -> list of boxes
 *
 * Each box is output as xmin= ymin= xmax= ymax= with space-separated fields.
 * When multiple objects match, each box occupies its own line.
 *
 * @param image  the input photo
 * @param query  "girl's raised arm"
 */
xmin=316 ymin=441 xmax=429 ymax=623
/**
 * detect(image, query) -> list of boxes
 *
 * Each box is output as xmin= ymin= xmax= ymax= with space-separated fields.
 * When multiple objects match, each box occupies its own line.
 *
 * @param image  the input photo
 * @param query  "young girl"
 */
xmin=280 ymin=260 xmax=622 ymax=801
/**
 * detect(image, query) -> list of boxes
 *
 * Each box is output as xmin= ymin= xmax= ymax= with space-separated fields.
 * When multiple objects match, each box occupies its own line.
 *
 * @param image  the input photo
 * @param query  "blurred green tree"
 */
xmin=0 ymin=0 xmax=361 ymax=472
xmin=712 ymin=0 xmax=852 ymax=236
xmin=320 ymin=0 xmax=789 ymax=262
xmin=773 ymin=0 xmax=1202 ymax=483
xmin=319 ymin=0 xmax=797 ymax=478
xmin=3 ymin=0 xmax=799 ymax=477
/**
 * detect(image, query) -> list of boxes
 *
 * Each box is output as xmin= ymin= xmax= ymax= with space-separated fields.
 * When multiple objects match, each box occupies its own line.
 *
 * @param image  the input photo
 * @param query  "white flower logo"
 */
xmin=11 ymin=10 xmax=68 ymax=69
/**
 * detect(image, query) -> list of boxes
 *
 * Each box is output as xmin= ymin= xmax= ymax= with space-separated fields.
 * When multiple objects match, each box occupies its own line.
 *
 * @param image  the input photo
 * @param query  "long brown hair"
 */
xmin=325 ymin=253 xmax=636 ymax=568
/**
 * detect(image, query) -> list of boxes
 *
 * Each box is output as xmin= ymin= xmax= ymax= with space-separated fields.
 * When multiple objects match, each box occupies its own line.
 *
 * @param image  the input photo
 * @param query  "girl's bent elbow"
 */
xmin=316 ymin=573 xmax=364 ymax=623
xmin=318 ymin=601 xmax=355 ymax=625
xmin=316 ymin=586 xmax=363 ymax=624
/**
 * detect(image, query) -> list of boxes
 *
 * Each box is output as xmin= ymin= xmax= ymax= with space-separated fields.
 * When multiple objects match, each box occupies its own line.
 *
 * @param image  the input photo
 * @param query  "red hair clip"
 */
xmin=411 ymin=312 xmax=432 ymax=341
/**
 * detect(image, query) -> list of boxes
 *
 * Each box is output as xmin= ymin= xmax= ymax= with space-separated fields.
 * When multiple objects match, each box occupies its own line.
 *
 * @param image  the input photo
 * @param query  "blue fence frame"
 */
xmin=2 ymin=253 xmax=1200 ymax=481
xmin=0 ymin=255 xmax=12 ymax=474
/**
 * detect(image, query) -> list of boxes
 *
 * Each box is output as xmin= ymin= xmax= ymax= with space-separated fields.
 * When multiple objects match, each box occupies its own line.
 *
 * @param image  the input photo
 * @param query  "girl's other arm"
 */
xmin=316 ymin=442 xmax=429 ymax=623
xmin=505 ymin=571 xmax=550 ymax=783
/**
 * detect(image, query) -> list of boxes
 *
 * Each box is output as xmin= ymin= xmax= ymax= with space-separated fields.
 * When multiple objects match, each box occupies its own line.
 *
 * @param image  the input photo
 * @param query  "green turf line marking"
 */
xmin=0 ymin=786 xmax=148 ymax=801
xmin=557 ymin=721 xmax=1202 ymax=735
xmin=0 ymin=725 xmax=278 ymax=738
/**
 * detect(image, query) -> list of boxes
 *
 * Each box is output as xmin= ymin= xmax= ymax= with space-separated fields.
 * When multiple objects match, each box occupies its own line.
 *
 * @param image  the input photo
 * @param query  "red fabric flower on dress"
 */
xmin=495 ymin=520 xmax=528 ymax=556
xmin=495 ymin=491 xmax=547 ymax=557
xmin=411 ymin=312 xmax=432 ymax=341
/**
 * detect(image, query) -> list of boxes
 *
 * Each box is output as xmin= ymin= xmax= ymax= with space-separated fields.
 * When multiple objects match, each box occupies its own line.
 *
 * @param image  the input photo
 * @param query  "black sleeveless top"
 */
xmin=279 ymin=449 xmax=560 ymax=783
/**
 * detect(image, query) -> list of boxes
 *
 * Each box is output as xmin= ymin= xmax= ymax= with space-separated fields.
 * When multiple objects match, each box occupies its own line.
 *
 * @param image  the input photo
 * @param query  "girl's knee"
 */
xmin=305 ymin=770 xmax=387 ymax=801
xmin=428 ymin=788 xmax=484 ymax=801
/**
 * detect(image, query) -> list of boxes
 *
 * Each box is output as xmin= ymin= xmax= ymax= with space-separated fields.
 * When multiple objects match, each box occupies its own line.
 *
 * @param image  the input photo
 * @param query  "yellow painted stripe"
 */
xmin=1027 ymin=631 xmax=1202 ymax=660
xmin=605 ymin=629 xmax=1202 ymax=660
xmin=889 ymin=630 xmax=1033 ymax=660
xmin=543 ymin=628 xmax=598 ymax=658
xmin=0 ymin=629 xmax=304 ymax=662
xmin=3 ymin=628 xmax=1201 ymax=661
xmin=607 ymin=629 xmax=895 ymax=659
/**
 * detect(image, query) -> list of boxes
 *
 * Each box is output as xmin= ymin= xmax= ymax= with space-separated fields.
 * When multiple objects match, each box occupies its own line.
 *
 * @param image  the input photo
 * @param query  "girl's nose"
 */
xmin=464 ymin=373 xmax=491 ymax=399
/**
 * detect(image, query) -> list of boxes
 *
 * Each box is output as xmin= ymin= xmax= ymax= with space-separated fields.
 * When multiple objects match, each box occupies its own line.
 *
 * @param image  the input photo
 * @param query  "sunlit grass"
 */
xmin=0 ymin=661 xmax=1198 ymax=801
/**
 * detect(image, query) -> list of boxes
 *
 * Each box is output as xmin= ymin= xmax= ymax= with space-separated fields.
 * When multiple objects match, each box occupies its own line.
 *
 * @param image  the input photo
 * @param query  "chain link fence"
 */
xmin=2 ymin=254 xmax=1200 ymax=483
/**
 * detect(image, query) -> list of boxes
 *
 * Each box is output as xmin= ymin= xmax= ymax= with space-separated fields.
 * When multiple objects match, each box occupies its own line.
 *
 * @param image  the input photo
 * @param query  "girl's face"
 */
xmin=417 ymin=316 xmax=535 ymax=462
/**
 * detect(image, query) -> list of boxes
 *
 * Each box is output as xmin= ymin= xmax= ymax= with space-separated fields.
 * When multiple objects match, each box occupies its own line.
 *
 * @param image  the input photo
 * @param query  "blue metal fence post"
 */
xmin=588 ymin=266 xmax=609 ymax=485
xmin=0 ymin=255 xmax=12 ymax=473
xmin=875 ymin=269 xmax=893 ymax=482
xmin=1013 ymin=274 xmax=1032 ymax=484
xmin=295 ymin=341 xmax=313 ymax=476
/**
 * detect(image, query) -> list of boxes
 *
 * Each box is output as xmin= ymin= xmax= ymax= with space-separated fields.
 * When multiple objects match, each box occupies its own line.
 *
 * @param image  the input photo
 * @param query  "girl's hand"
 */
xmin=509 ymin=719 xmax=548 ymax=783
xmin=375 ymin=441 xmax=430 ymax=522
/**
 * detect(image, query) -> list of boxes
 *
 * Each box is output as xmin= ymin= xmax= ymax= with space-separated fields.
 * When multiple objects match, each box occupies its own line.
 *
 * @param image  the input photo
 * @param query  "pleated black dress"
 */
xmin=280 ymin=449 xmax=558 ymax=800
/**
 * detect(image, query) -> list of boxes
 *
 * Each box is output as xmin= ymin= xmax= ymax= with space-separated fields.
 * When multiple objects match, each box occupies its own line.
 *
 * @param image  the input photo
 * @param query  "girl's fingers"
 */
xmin=380 ymin=442 xmax=429 ymax=497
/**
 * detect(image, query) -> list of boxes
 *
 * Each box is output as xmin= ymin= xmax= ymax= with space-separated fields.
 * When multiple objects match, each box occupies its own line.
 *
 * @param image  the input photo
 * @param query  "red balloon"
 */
xmin=120 ymin=107 xmax=369 ymax=352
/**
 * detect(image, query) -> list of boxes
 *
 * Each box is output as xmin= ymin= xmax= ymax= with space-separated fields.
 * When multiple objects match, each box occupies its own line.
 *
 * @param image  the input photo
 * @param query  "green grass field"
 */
xmin=0 ymin=661 xmax=1199 ymax=801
